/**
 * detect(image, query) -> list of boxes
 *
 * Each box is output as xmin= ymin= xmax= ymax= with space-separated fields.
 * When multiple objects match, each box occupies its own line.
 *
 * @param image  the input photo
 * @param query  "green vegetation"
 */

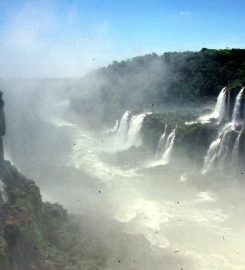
xmin=101 ymin=48 xmax=245 ymax=99
xmin=174 ymin=123 xmax=218 ymax=165
xmin=0 ymin=237 xmax=10 ymax=270
xmin=141 ymin=107 xmax=205 ymax=148
xmin=0 ymin=162 xmax=105 ymax=270
xmin=141 ymin=112 xmax=218 ymax=166
xmin=71 ymin=48 xmax=245 ymax=122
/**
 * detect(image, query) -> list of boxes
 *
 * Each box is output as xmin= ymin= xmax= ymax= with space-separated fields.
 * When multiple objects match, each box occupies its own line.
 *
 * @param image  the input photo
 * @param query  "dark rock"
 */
xmin=0 ymin=91 xmax=5 ymax=162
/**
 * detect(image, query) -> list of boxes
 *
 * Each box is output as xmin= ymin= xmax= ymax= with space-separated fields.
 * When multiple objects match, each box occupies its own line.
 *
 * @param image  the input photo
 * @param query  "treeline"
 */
xmin=71 ymin=48 xmax=245 ymax=122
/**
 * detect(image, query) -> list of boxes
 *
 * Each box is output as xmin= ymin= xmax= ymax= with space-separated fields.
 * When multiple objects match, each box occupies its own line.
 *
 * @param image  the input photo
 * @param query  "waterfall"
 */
xmin=231 ymin=131 xmax=242 ymax=167
xmin=149 ymin=127 xmax=176 ymax=167
xmin=202 ymin=137 xmax=221 ymax=174
xmin=115 ymin=111 xmax=150 ymax=149
xmin=201 ymin=88 xmax=245 ymax=174
xmin=202 ymin=122 xmax=236 ymax=174
xmin=0 ymin=179 xmax=8 ymax=203
xmin=216 ymin=127 xmax=232 ymax=166
xmin=161 ymin=128 xmax=176 ymax=165
xmin=116 ymin=111 xmax=131 ymax=143
xmin=227 ymin=90 xmax=231 ymax=118
xmin=155 ymin=124 xmax=168 ymax=157
xmin=199 ymin=87 xmax=227 ymax=124
xmin=128 ymin=112 xmax=148 ymax=147
xmin=232 ymin=87 xmax=244 ymax=125
xmin=212 ymin=87 xmax=227 ymax=123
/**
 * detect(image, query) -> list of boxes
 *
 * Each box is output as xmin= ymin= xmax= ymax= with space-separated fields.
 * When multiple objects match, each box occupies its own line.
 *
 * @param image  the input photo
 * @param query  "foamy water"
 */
xmin=8 ymin=95 xmax=245 ymax=270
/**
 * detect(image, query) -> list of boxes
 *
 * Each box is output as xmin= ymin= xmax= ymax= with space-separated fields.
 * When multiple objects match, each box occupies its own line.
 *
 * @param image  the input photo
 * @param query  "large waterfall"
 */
xmin=199 ymin=87 xmax=227 ymax=124
xmin=128 ymin=113 xmax=148 ymax=147
xmin=116 ymin=110 xmax=131 ymax=144
xmin=232 ymin=87 xmax=244 ymax=125
xmin=114 ymin=111 xmax=150 ymax=149
xmin=202 ymin=87 xmax=245 ymax=174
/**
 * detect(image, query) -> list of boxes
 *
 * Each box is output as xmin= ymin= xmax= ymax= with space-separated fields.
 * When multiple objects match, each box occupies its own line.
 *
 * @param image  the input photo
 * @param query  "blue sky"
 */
xmin=0 ymin=0 xmax=245 ymax=77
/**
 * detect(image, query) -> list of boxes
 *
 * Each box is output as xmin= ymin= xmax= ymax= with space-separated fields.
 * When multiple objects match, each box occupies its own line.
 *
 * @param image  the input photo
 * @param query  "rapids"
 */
xmin=3 ymin=85 xmax=245 ymax=270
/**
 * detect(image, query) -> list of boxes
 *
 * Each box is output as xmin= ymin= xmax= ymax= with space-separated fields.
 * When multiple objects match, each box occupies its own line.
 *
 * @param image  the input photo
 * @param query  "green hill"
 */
xmin=71 ymin=48 xmax=245 ymax=122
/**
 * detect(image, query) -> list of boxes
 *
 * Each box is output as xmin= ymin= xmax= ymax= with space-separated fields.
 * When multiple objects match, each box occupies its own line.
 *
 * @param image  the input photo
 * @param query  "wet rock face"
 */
xmin=0 ymin=92 xmax=5 ymax=136
xmin=0 ymin=92 xmax=5 ymax=161
xmin=0 ymin=162 xmax=80 ymax=270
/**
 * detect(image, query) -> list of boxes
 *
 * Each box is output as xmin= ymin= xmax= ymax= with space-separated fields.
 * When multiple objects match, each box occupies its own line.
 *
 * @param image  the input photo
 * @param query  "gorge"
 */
xmin=1 ymin=49 xmax=245 ymax=270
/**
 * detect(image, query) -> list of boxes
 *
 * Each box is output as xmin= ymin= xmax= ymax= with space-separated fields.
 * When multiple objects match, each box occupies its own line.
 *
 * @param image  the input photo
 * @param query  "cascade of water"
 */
xmin=116 ymin=111 xmax=131 ymax=143
xmin=202 ymin=88 xmax=245 ymax=174
xmin=199 ymin=87 xmax=227 ymax=124
xmin=202 ymin=121 xmax=237 ymax=174
xmin=155 ymin=124 xmax=168 ymax=157
xmin=202 ymin=137 xmax=221 ymax=174
xmin=161 ymin=128 xmax=176 ymax=164
xmin=231 ymin=131 xmax=242 ymax=167
xmin=216 ymin=128 xmax=232 ymax=166
xmin=232 ymin=87 xmax=245 ymax=125
xmin=213 ymin=87 xmax=227 ymax=124
xmin=0 ymin=179 xmax=8 ymax=203
xmin=227 ymin=90 xmax=231 ymax=118
xmin=128 ymin=112 xmax=148 ymax=147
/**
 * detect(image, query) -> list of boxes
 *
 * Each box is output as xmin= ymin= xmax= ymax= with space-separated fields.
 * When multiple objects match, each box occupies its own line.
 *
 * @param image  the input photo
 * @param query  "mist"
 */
xmin=0 ymin=1 xmax=122 ymax=78
xmin=1 ymin=1 xmax=245 ymax=270
xmin=1 ymin=73 xmax=245 ymax=270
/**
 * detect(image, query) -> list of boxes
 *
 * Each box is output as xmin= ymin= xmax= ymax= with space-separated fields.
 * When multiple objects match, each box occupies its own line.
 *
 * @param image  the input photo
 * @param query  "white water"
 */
xmin=216 ymin=127 xmax=233 ymax=166
xmin=202 ymin=137 xmax=222 ymax=174
xmin=199 ymin=87 xmax=227 ymax=124
xmin=67 ymin=120 xmax=240 ymax=270
xmin=70 ymin=128 xmax=139 ymax=182
xmin=231 ymin=131 xmax=242 ymax=167
xmin=113 ymin=111 xmax=150 ymax=150
xmin=149 ymin=128 xmax=176 ymax=167
xmin=161 ymin=128 xmax=176 ymax=164
xmin=202 ymin=120 xmax=239 ymax=174
xmin=54 ymin=115 xmax=245 ymax=270
xmin=5 ymin=84 xmax=245 ymax=270
xmin=202 ymin=88 xmax=245 ymax=174
xmin=128 ymin=112 xmax=148 ymax=147
xmin=0 ymin=178 xmax=8 ymax=203
xmin=155 ymin=124 xmax=168 ymax=158
xmin=116 ymin=110 xmax=131 ymax=145
xmin=232 ymin=87 xmax=244 ymax=125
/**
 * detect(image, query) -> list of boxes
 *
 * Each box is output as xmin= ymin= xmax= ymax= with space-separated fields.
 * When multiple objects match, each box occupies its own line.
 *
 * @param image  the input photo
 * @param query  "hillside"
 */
xmin=71 ymin=48 xmax=245 ymax=123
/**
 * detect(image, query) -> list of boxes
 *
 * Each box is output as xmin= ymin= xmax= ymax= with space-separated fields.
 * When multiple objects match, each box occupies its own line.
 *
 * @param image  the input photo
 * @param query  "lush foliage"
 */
xmin=0 ymin=162 xmax=104 ymax=270
xmin=71 ymin=48 xmax=245 ymax=122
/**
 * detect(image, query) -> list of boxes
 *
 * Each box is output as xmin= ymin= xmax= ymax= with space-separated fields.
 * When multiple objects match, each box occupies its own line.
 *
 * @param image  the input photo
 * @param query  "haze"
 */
xmin=1 ymin=1 xmax=245 ymax=270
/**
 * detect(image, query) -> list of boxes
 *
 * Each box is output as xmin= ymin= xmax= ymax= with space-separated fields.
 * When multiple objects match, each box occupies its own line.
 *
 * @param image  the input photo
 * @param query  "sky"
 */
xmin=0 ymin=0 xmax=245 ymax=78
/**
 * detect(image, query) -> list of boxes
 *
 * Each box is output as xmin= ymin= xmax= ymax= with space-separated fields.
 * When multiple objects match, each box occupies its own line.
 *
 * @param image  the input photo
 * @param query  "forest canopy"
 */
xmin=71 ymin=48 xmax=245 ymax=121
